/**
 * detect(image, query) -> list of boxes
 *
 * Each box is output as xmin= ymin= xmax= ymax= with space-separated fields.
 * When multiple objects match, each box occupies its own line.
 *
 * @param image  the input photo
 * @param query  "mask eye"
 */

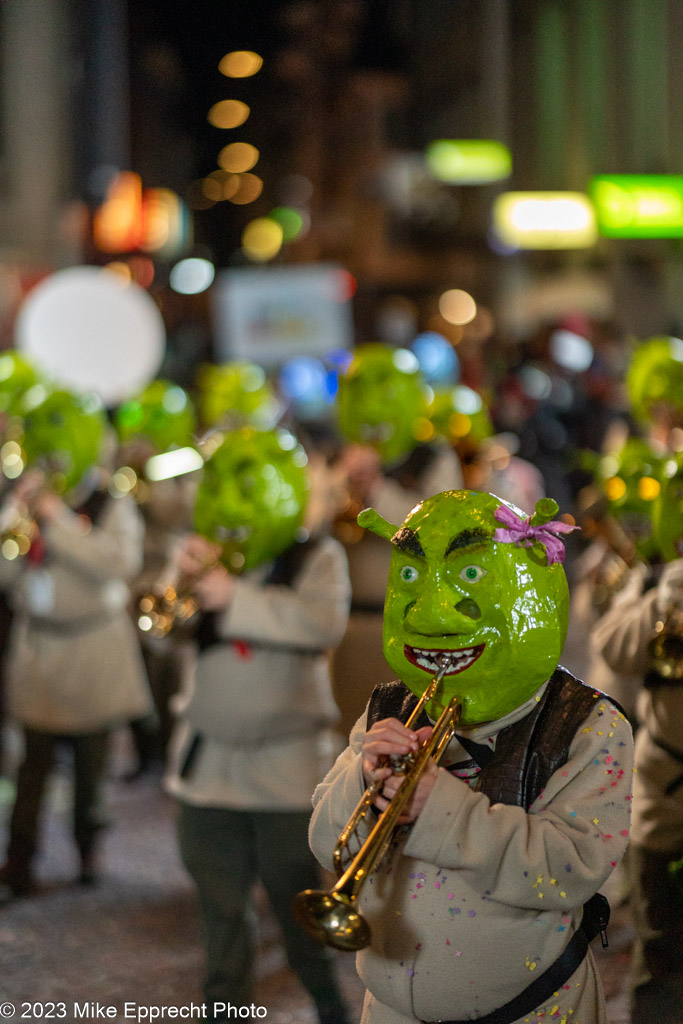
xmin=400 ymin=565 xmax=419 ymax=583
xmin=460 ymin=564 xmax=486 ymax=583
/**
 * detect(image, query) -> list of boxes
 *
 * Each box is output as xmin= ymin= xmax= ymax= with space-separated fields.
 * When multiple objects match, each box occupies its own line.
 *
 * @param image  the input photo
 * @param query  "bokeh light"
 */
xmin=549 ymin=329 xmax=594 ymax=372
xmin=208 ymin=99 xmax=250 ymax=129
xmin=218 ymin=51 xmax=263 ymax=78
xmin=439 ymin=289 xmax=477 ymax=325
xmin=169 ymin=258 xmax=215 ymax=295
xmin=410 ymin=332 xmax=460 ymax=384
xmin=226 ymin=173 xmax=263 ymax=205
xmin=242 ymin=218 xmax=284 ymax=262
xmin=268 ymin=206 xmax=305 ymax=241
xmin=218 ymin=142 xmax=260 ymax=173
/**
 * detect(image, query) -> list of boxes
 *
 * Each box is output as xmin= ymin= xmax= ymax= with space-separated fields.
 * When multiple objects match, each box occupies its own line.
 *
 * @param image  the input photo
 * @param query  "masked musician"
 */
xmin=307 ymin=490 xmax=633 ymax=1024
xmin=164 ymin=426 xmax=352 ymax=1024
xmin=0 ymin=352 xmax=45 ymax=779
xmin=114 ymin=378 xmax=199 ymax=775
xmin=591 ymin=340 xmax=683 ymax=1024
xmin=332 ymin=344 xmax=463 ymax=738
xmin=0 ymin=387 xmax=152 ymax=898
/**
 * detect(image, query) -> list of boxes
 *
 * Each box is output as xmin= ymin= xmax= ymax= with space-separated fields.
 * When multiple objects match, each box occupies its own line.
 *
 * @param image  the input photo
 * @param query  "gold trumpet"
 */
xmin=293 ymin=657 xmax=460 ymax=951
xmin=136 ymin=580 xmax=200 ymax=638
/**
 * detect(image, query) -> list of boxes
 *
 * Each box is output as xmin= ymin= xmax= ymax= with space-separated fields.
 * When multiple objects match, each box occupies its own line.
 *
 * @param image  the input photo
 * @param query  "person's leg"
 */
xmin=1 ymin=728 xmax=56 ymax=893
xmin=256 ymin=810 xmax=349 ymax=1024
xmin=71 ymin=730 xmax=110 ymax=883
xmin=178 ymin=803 xmax=258 ymax=1018
xmin=629 ymin=842 xmax=683 ymax=1024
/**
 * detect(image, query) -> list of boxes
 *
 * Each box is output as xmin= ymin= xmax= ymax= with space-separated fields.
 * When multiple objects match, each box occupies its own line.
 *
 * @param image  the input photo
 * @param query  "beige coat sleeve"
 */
xmin=309 ymin=712 xmax=370 ymax=871
xmin=590 ymin=565 xmax=659 ymax=677
xmin=42 ymin=495 xmax=144 ymax=582
xmin=220 ymin=536 xmax=351 ymax=651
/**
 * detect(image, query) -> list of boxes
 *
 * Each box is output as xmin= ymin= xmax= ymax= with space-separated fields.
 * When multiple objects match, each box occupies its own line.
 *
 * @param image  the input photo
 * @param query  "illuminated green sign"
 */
xmin=426 ymin=139 xmax=512 ymax=184
xmin=590 ymin=175 xmax=683 ymax=237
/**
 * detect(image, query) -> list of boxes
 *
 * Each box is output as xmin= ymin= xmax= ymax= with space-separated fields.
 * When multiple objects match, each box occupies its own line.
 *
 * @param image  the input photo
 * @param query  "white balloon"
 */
xmin=15 ymin=266 xmax=166 ymax=406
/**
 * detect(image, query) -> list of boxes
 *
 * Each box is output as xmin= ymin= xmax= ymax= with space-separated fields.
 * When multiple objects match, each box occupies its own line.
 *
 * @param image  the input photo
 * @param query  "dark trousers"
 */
xmin=6 ymin=727 xmax=109 ymax=872
xmin=177 ymin=803 xmax=346 ymax=1019
xmin=629 ymin=842 xmax=683 ymax=1024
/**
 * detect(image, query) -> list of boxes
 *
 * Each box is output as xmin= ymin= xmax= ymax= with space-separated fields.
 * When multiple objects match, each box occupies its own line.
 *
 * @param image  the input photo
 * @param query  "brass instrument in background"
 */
xmin=293 ymin=657 xmax=460 ymax=951
xmin=648 ymin=606 xmax=683 ymax=681
xmin=0 ymin=498 xmax=38 ymax=560
xmin=137 ymin=581 xmax=200 ymax=639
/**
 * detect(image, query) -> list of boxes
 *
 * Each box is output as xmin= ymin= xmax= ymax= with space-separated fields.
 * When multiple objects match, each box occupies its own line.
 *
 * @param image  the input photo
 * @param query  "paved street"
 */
xmin=0 ymin=729 xmax=634 ymax=1024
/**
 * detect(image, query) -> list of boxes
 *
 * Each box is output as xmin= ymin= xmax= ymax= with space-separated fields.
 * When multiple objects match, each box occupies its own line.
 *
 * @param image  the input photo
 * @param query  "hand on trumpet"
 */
xmin=9 ymin=468 xmax=63 ymax=523
xmin=173 ymin=534 xmax=236 ymax=612
xmin=362 ymin=718 xmax=438 ymax=824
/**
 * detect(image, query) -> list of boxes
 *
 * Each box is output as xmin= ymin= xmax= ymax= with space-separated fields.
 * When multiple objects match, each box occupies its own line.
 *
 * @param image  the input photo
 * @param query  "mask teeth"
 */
xmin=410 ymin=645 xmax=481 ymax=674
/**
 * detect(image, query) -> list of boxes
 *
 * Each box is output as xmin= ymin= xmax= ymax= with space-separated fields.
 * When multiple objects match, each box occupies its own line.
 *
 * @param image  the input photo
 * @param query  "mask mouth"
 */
xmin=359 ymin=422 xmax=394 ymax=442
xmin=215 ymin=525 xmax=252 ymax=542
xmin=404 ymin=643 xmax=485 ymax=675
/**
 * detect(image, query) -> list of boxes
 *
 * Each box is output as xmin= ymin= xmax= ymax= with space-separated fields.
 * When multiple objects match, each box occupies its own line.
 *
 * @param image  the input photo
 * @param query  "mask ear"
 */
xmin=357 ymin=507 xmax=399 ymax=541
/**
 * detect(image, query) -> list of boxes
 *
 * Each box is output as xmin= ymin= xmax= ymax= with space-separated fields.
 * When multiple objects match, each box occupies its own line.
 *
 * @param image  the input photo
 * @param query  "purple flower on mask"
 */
xmin=493 ymin=504 xmax=578 ymax=565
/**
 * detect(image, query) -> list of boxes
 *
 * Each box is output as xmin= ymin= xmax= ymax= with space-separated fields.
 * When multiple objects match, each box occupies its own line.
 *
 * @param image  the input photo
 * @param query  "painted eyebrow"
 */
xmin=444 ymin=528 xmax=492 ymax=557
xmin=391 ymin=527 xmax=425 ymax=558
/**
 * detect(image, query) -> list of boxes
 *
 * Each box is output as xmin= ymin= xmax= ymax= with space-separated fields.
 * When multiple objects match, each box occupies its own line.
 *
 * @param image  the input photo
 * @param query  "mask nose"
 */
xmin=404 ymin=586 xmax=481 ymax=636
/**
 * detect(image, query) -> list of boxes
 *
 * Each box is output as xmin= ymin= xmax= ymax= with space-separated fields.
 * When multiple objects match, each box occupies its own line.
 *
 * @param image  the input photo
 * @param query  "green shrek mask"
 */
xmin=114 ymin=379 xmax=197 ymax=454
xmin=627 ymin=336 xmax=683 ymax=426
xmin=193 ymin=426 xmax=309 ymax=573
xmin=195 ymin=361 xmax=280 ymax=431
xmin=336 ymin=343 xmax=431 ymax=465
xmin=19 ymin=386 xmax=107 ymax=496
xmin=358 ymin=490 xmax=576 ymax=725
xmin=652 ymin=454 xmax=683 ymax=562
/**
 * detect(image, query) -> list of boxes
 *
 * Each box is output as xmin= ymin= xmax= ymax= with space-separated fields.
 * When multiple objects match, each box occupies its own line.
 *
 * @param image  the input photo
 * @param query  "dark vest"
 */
xmin=366 ymin=667 xmax=609 ymax=810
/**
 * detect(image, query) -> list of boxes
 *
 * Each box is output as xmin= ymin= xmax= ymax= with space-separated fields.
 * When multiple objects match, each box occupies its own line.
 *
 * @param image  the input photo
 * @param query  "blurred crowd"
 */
xmin=0 ymin=310 xmax=681 ymax=1023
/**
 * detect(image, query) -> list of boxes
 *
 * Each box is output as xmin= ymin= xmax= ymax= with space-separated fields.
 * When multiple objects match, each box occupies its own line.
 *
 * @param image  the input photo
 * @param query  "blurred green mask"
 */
xmin=627 ymin=336 xmax=683 ymax=425
xmin=596 ymin=437 xmax=664 ymax=560
xmin=0 ymin=352 xmax=41 ymax=417
xmin=114 ymin=379 xmax=196 ymax=453
xmin=336 ymin=344 xmax=431 ymax=465
xmin=429 ymin=385 xmax=493 ymax=448
xmin=196 ymin=362 xmax=279 ymax=430
xmin=652 ymin=454 xmax=683 ymax=562
xmin=20 ymin=387 xmax=106 ymax=495
xmin=359 ymin=490 xmax=572 ymax=726
xmin=193 ymin=426 xmax=310 ymax=573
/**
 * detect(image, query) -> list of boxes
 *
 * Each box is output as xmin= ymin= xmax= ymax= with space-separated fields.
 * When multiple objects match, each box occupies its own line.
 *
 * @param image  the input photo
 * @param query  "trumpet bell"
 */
xmin=292 ymin=889 xmax=371 ymax=952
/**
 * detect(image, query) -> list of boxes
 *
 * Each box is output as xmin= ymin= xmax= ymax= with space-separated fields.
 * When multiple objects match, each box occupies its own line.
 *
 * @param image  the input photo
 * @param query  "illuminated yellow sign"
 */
xmin=426 ymin=140 xmax=512 ymax=184
xmin=492 ymin=192 xmax=598 ymax=249
xmin=590 ymin=175 xmax=683 ymax=237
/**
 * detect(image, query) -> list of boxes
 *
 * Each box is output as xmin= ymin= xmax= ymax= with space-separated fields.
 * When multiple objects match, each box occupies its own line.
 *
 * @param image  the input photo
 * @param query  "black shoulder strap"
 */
xmin=76 ymin=487 xmax=110 ymax=525
xmin=265 ymin=537 xmax=320 ymax=587
xmin=474 ymin=668 xmax=605 ymax=810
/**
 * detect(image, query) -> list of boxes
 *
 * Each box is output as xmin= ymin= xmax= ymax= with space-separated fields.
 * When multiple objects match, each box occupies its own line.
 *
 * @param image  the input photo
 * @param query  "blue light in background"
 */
xmin=410 ymin=332 xmax=460 ymax=384
xmin=279 ymin=357 xmax=332 ymax=405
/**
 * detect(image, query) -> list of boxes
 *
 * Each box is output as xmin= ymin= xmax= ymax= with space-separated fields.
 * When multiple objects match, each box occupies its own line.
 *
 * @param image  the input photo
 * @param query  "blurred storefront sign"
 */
xmin=590 ymin=174 xmax=683 ymax=237
xmin=212 ymin=264 xmax=354 ymax=367
xmin=492 ymin=192 xmax=598 ymax=249
xmin=425 ymin=140 xmax=512 ymax=184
